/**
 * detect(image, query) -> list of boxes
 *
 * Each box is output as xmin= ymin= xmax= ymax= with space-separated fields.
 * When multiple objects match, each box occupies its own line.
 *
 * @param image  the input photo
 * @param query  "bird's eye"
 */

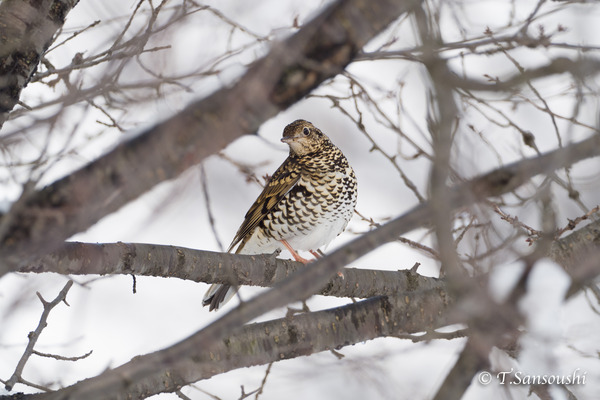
xmin=302 ymin=127 xmax=310 ymax=136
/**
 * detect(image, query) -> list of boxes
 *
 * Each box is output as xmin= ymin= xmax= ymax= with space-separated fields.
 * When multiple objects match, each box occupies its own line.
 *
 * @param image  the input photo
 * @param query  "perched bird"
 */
xmin=202 ymin=119 xmax=357 ymax=311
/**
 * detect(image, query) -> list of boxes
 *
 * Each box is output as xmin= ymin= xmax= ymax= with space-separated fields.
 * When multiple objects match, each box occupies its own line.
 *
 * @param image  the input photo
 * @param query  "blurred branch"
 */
xmin=12 ymin=233 xmax=600 ymax=399
xmin=413 ymin=5 xmax=462 ymax=280
xmin=18 ymin=290 xmax=455 ymax=400
xmin=432 ymin=337 xmax=490 ymax=400
xmin=0 ymin=0 xmax=78 ymax=128
xmin=551 ymin=219 xmax=600 ymax=271
xmin=0 ymin=0 xmax=422 ymax=277
xmin=10 ymin=131 xmax=600 ymax=400
xmin=449 ymin=57 xmax=600 ymax=92
xmin=3 ymin=280 xmax=74 ymax=392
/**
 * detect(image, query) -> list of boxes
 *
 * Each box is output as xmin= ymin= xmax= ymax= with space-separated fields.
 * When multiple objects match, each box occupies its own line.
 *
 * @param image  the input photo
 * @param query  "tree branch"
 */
xmin=4 ymin=280 xmax=74 ymax=392
xmin=19 ymin=242 xmax=443 ymax=299
xmin=550 ymin=218 xmax=600 ymax=273
xmin=413 ymin=5 xmax=462 ymax=280
xmin=20 ymin=288 xmax=454 ymax=400
xmin=432 ymin=336 xmax=491 ymax=400
xmin=449 ymin=57 xmax=600 ymax=92
xmin=10 ymin=131 xmax=600 ymax=400
xmin=0 ymin=0 xmax=78 ymax=128
xmin=0 ymin=0 xmax=422 ymax=277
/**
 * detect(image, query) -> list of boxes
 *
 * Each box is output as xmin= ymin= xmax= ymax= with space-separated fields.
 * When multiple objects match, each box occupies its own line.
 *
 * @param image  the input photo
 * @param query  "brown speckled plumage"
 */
xmin=203 ymin=119 xmax=357 ymax=311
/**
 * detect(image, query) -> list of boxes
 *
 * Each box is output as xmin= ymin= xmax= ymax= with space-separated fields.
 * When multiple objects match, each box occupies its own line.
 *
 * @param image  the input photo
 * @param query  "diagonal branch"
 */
xmin=10 ymin=289 xmax=455 ymax=400
xmin=0 ymin=0 xmax=422 ymax=277
xmin=15 ymin=132 xmax=600 ymax=400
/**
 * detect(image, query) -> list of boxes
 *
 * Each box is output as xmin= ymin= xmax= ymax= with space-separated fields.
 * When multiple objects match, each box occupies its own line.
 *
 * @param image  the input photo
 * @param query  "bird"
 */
xmin=202 ymin=119 xmax=357 ymax=311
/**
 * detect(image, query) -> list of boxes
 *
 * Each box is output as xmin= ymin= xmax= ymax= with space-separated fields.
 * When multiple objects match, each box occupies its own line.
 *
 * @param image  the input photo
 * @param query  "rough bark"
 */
xmin=550 ymin=219 xmax=600 ymax=273
xmin=18 ymin=287 xmax=453 ymax=400
xmin=0 ymin=0 xmax=78 ymax=127
xmin=19 ymin=242 xmax=443 ymax=299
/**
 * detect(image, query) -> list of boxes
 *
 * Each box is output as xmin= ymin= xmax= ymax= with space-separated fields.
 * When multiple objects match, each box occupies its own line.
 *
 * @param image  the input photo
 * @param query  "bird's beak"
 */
xmin=281 ymin=135 xmax=301 ymax=143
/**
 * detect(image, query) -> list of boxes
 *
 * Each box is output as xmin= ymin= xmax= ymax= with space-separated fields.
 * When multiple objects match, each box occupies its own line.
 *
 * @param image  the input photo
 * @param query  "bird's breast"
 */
xmin=258 ymin=164 xmax=356 ymax=250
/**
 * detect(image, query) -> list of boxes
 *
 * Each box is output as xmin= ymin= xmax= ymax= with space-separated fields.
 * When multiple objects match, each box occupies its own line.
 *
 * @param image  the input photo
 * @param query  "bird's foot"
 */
xmin=309 ymin=250 xmax=322 ymax=259
xmin=281 ymin=240 xmax=311 ymax=264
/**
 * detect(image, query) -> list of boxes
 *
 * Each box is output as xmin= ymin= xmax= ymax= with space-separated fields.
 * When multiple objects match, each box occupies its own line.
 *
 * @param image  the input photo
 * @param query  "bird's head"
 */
xmin=281 ymin=119 xmax=329 ymax=156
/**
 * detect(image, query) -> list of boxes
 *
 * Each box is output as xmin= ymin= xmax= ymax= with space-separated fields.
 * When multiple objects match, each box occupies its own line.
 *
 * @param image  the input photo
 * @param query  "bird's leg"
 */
xmin=309 ymin=250 xmax=322 ymax=259
xmin=280 ymin=239 xmax=310 ymax=264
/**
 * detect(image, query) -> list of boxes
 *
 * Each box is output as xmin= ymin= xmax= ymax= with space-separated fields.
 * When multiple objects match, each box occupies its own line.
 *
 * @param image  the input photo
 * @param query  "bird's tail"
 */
xmin=202 ymin=284 xmax=237 ymax=311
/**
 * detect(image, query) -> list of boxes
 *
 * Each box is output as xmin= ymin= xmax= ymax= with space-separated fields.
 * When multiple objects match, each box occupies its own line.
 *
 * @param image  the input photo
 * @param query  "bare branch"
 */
xmin=19 ymin=242 xmax=442 ymax=300
xmin=20 ymin=288 xmax=455 ymax=400
xmin=413 ymin=5 xmax=462 ymax=280
xmin=432 ymin=337 xmax=491 ymax=400
xmin=31 ymin=349 xmax=93 ymax=362
xmin=450 ymin=57 xmax=600 ymax=93
xmin=4 ymin=280 xmax=74 ymax=392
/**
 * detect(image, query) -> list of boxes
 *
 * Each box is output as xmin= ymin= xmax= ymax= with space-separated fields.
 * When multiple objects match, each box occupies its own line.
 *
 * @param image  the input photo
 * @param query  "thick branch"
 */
xmin=0 ymin=0 xmax=78 ymax=128
xmin=0 ymin=0 xmax=421 ymax=276
xmin=550 ymin=218 xmax=600 ymax=273
xmin=12 ymin=132 xmax=600 ymax=400
xmin=18 ymin=210 xmax=600 ymax=298
xmin=19 ymin=242 xmax=443 ymax=299
xmin=17 ymin=287 xmax=453 ymax=400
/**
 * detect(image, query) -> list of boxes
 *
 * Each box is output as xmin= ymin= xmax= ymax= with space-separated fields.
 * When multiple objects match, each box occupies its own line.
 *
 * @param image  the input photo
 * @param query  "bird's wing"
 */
xmin=227 ymin=156 xmax=301 ymax=253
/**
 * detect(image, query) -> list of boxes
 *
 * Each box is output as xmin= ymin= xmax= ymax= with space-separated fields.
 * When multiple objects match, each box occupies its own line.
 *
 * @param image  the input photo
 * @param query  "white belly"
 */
xmin=238 ymin=206 xmax=352 ymax=255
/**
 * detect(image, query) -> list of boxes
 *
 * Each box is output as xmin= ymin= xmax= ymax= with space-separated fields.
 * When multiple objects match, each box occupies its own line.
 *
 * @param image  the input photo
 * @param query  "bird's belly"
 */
xmin=284 ymin=213 xmax=349 ymax=250
xmin=239 ymin=204 xmax=352 ymax=255
xmin=270 ymin=198 xmax=353 ymax=250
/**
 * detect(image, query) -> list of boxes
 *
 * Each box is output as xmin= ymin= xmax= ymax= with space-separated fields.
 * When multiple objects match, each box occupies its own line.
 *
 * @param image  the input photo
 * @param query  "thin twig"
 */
xmin=32 ymin=349 xmax=93 ymax=361
xmin=200 ymin=164 xmax=225 ymax=252
xmin=4 ymin=280 xmax=74 ymax=391
xmin=555 ymin=205 xmax=600 ymax=238
xmin=254 ymin=363 xmax=273 ymax=400
xmin=175 ymin=389 xmax=193 ymax=400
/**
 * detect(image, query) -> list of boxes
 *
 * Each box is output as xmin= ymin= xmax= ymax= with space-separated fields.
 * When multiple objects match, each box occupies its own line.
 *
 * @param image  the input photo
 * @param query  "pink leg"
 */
xmin=281 ymin=240 xmax=311 ymax=264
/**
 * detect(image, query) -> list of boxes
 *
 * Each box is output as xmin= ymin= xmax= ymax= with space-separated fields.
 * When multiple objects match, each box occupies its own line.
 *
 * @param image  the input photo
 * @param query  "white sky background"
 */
xmin=1 ymin=0 xmax=600 ymax=399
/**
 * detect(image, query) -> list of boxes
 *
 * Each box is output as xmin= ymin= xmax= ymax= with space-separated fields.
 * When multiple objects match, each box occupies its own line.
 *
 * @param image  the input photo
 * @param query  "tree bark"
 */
xmin=20 ymin=289 xmax=454 ymax=400
xmin=0 ymin=0 xmax=79 ymax=128
xmin=19 ymin=242 xmax=444 ymax=299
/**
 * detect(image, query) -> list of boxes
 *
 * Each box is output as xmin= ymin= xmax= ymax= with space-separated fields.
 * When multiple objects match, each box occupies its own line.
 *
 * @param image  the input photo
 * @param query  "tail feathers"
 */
xmin=202 ymin=284 xmax=237 ymax=311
